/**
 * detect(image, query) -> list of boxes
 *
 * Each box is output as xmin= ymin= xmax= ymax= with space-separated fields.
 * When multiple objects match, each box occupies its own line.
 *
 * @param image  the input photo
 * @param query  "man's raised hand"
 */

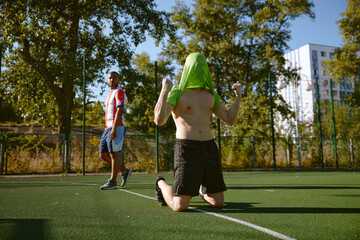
xmin=231 ymin=83 xmax=242 ymax=97
xmin=162 ymin=78 xmax=173 ymax=92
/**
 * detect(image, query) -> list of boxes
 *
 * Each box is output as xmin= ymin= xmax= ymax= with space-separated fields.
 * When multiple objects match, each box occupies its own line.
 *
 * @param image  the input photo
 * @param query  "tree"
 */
xmin=0 ymin=0 xmax=173 ymax=139
xmin=324 ymin=0 xmax=360 ymax=107
xmin=1 ymin=56 xmax=58 ymax=128
xmin=72 ymin=100 xmax=104 ymax=126
xmin=321 ymin=100 xmax=360 ymax=139
xmin=164 ymin=0 xmax=314 ymax=137
xmin=127 ymin=52 xmax=176 ymax=134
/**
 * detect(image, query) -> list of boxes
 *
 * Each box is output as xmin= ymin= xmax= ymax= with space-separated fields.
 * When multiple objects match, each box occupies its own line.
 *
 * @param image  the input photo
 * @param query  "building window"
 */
xmin=332 ymin=90 xmax=338 ymax=97
xmin=312 ymin=50 xmax=318 ymax=57
xmin=322 ymin=70 xmax=328 ymax=76
xmin=330 ymin=52 xmax=335 ymax=59
xmin=321 ymin=51 xmax=326 ymax=57
xmin=314 ymin=69 xmax=318 ymax=75
xmin=323 ymin=89 xmax=329 ymax=96
xmin=323 ymin=79 xmax=328 ymax=87
xmin=313 ymin=61 xmax=318 ymax=68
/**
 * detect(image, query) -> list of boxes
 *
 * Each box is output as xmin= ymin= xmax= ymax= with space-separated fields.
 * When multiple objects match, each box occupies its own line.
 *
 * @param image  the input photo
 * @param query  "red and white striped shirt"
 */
xmin=104 ymin=87 xmax=126 ymax=129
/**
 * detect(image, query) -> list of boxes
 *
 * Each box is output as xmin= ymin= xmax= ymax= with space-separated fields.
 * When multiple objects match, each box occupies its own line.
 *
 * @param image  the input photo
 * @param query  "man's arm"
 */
xmin=111 ymin=105 xmax=124 ymax=140
xmin=213 ymin=83 xmax=242 ymax=126
xmin=154 ymin=78 xmax=174 ymax=126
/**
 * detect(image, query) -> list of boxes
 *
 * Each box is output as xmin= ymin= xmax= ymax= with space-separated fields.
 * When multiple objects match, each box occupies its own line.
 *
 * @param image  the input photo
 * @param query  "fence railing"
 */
xmin=0 ymin=132 xmax=358 ymax=175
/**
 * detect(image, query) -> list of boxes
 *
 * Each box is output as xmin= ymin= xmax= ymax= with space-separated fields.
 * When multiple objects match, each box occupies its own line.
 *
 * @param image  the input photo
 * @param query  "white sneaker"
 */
xmin=199 ymin=185 xmax=206 ymax=195
xmin=100 ymin=179 xmax=118 ymax=190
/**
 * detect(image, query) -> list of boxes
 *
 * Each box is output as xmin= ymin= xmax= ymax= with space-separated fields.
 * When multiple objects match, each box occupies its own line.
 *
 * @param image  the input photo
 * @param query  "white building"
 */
xmin=279 ymin=43 xmax=353 ymax=135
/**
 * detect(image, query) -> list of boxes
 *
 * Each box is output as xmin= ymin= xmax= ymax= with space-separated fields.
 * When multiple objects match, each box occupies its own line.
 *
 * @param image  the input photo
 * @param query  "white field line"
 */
xmin=119 ymin=187 xmax=296 ymax=240
xmin=4 ymin=180 xmax=296 ymax=240
xmin=188 ymin=207 xmax=296 ymax=240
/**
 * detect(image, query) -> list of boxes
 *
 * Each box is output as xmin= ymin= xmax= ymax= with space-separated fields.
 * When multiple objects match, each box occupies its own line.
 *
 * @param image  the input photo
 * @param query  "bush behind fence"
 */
xmin=0 ymin=133 xmax=359 ymax=175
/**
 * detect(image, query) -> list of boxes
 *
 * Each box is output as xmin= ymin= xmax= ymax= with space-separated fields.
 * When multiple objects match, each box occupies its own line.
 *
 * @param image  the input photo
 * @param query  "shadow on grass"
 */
xmin=0 ymin=219 xmax=49 ymax=240
xmin=191 ymin=202 xmax=360 ymax=214
xmin=227 ymin=185 xmax=360 ymax=190
xmin=0 ymin=182 xmax=97 ymax=189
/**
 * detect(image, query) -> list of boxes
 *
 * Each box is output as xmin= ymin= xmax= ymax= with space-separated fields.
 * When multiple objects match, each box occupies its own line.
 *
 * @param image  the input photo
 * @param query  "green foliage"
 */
xmin=126 ymin=52 xmax=176 ymax=134
xmin=164 ymin=0 xmax=314 ymax=137
xmin=72 ymin=100 xmax=104 ymax=126
xmin=1 ymin=56 xmax=58 ymax=130
xmin=0 ymin=89 xmax=19 ymax=123
xmin=320 ymin=100 xmax=360 ymax=140
xmin=0 ymin=0 xmax=173 ymax=137
xmin=324 ymin=0 xmax=360 ymax=107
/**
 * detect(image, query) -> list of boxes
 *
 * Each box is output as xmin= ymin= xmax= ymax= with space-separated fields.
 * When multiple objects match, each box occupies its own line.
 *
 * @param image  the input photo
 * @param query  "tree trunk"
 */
xmin=56 ymin=87 xmax=74 ymax=141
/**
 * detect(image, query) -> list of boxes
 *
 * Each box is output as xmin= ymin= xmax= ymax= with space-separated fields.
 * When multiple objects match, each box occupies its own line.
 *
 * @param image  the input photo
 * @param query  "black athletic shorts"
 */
xmin=173 ymin=139 xmax=227 ymax=197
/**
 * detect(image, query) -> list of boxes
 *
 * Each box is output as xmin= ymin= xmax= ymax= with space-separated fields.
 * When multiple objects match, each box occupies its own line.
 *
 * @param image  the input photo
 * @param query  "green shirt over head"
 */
xmin=167 ymin=53 xmax=223 ymax=110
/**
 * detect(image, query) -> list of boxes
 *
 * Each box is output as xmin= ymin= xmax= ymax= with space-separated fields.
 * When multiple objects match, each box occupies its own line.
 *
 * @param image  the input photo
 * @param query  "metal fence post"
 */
xmin=67 ymin=139 xmax=71 ymax=172
xmin=315 ymin=77 xmax=324 ymax=168
xmin=329 ymin=79 xmax=338 ymax=168
xmin=0 ymin=133 xmax=3 ymax=175
xmin=4 ymin=141 xmax=8 ymax=175
xmin=349 ymin=139 xmax=354 ymax=167
xmin=154 ymin=61 xmax=159 ymax=174
xmin=82 ymin=54 xmax=86 ymax=176
xmin=216 ymin=68 xmax=222 ymax=162
xmin=269 ymin=72 xmax=276 ymax=168
xmin=251 ymin=137 xmax=256 ymax=168
xmin=297 ymin=137 xmax=302 ymax=168
xmin=62 ymin=136 xmax=65 ymax=173
xmin=285 ymin=137 xmax=290 ymax=167
xmin=68 ymin=137 xmax=72 ymax=172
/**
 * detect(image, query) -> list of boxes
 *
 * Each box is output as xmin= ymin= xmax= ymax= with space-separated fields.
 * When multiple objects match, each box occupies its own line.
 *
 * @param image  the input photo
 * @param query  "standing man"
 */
xmin=154 ymin=53 xmax=242 ymax=212
xmin=99 ymin=71 xmax=132 ymax=190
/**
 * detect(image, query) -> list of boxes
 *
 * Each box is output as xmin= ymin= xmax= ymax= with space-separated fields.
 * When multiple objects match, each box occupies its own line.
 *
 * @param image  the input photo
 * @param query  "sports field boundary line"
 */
xmin=189 ymin=207 xmax=296 ymax=240
xmin=117 ymin=188 xmax=296 ymax=240
xmin=2 ymin=179 xmax=296 ymax=240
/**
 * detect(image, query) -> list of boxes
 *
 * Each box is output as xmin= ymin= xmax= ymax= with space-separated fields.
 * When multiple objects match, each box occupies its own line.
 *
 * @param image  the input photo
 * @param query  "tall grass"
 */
xmin=1 ymin=133 xmax=358 ymax=175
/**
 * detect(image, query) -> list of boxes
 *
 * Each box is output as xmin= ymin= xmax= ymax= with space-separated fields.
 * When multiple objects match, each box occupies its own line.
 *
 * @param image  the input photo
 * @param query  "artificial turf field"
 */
xmin=1 ymin=171 xmax=359 ymax=240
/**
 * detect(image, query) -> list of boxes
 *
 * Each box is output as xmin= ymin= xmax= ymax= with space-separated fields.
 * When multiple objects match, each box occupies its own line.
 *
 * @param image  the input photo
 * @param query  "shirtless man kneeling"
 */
xmin=154 ymin=53 xmax=242 ymax=212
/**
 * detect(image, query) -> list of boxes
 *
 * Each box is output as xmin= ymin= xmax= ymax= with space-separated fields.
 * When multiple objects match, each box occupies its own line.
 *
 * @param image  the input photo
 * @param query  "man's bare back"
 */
xmin=172 ymin=88 xmax=215 ymax=141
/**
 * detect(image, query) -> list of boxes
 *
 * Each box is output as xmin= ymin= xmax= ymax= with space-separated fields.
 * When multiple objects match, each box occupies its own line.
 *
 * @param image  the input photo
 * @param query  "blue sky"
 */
xmin=135 ymin=0 xmax=347 ymax=60
xmin=96 ymin=0 xmax=348 ymax=103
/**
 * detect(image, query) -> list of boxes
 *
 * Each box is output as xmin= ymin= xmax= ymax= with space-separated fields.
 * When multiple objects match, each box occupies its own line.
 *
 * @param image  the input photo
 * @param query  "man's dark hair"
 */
xmin=109 ymin=71 xmax=120 ymax=79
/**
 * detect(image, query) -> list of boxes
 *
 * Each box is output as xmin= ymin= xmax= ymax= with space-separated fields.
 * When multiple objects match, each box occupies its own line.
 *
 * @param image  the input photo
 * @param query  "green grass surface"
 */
xmin=1 ymin=171 xmax=360 ymax=240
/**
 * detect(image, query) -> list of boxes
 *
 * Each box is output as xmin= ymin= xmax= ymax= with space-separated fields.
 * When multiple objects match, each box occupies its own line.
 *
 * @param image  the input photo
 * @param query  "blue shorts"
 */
xmin=99 ymin=126 xmax=125 ymax=153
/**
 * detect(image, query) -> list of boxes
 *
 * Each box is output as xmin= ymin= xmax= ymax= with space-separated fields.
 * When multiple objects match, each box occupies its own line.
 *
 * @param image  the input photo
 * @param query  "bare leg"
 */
xmin=109 ymin=151 xmax=126 ymax=182
xmin=100 ymin=152 xmax=112 ymax=165
xmin=199 ymin=191 xmax=224 ymax=208
xmin=158 ymin=179 xmax=191 ymax=212
xmin=101 ymin=152 xmax=126 ymax=182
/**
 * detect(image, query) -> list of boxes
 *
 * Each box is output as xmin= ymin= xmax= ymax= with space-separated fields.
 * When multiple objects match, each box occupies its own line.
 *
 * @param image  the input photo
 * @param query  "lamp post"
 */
xmin=277 ymin=74 xmax=313 ymax=168
xmin=298 ymin=74 xmax=313 ymax=168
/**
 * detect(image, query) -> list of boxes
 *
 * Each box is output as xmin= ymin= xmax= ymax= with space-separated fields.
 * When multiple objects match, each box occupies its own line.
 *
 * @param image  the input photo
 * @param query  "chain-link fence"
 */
xmin=1 ymin=132 xmax=358 ymax=175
